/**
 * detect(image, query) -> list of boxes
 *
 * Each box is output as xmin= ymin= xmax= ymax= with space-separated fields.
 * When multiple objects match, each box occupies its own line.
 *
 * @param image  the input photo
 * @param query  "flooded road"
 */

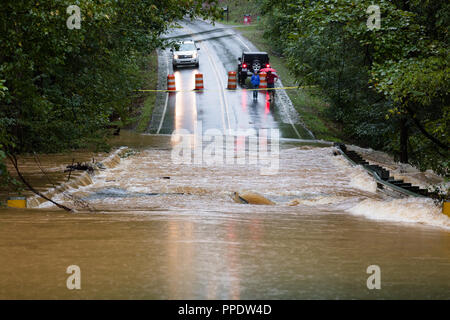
xmin=1 ymin=133 xmax=449 ymax=299
xmin=1 ymin=20 xmax=449 ymax=300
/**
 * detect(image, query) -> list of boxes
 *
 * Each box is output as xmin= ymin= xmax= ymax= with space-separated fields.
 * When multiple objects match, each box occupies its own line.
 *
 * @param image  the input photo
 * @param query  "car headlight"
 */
xmin=192 ymin=52 xmax=197 ymax=58
xmin=174 ymin=55 xmax=179 ymax=59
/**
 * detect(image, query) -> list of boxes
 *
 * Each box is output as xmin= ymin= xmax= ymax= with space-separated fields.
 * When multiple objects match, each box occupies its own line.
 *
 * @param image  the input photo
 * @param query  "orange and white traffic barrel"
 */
xmin=227 ymin=71 xmax=237 ymax=89
xmin=259 ymin=72 xmax=267 ymax=90
xmin=195 ymin=73 xmax=204 ymax=90
xmin=167 ymin=74 xmax=176 ymax=91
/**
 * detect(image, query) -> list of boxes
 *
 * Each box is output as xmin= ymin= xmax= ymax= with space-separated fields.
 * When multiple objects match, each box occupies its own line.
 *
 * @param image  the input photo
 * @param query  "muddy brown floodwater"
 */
xmin=0 ymin=131 xmax=449 ymax=299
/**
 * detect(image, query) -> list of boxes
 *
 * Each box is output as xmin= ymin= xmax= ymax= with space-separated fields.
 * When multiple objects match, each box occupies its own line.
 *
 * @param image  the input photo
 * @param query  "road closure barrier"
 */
xmin=136 ymin=85 xmax=317 ymax=93
xmin=259 ymin=72 xmax=267 ymax=90
xmin=167 ymin=74 xmax=176 ymax=91
xmin=7 ymin=196 xmax=27 ymax=208
xmin=227 ymin=71 xmax=237 ymax=89
xmin=195 ymin=73 xmax=204 ymax=90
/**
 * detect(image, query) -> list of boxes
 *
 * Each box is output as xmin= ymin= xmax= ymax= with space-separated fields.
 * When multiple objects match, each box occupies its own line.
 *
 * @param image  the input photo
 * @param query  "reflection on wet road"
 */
xmin=1 ymin=134 xmax=449 ymax=299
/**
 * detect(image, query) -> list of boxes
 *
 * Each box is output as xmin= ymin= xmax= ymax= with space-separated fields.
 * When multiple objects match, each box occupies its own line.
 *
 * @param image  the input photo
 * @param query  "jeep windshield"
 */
xmin=178 ymin=43 xmax=196 ymax=51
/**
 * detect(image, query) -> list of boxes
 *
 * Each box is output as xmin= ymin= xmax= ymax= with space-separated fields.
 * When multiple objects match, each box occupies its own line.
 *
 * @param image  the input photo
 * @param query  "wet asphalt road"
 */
xmin=149 ymin=19 xmax=311 ymax=139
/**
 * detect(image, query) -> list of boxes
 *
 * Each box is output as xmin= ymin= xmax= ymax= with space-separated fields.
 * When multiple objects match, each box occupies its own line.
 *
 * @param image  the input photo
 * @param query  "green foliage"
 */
xmin=134 ymin=51 xmax=159 ymax=133
xmin=0 ymin=80 xmax=7 ymax=97
xmin=262 ymin=0 xmax=449 ymax=176
xmin=0 ymin=0 xmax=220 ymax=180
xmin=217 ymin=0 xmax=263 ymax=24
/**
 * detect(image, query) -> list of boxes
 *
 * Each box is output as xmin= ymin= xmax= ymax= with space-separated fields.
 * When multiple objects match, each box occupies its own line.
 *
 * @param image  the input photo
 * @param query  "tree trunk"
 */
xmin=405 ymin=105 xmax=449 ymax=150
xmin=400 ymin=117 xmax=408 ymax=163
xmin=7 ymin=153 xmax=73 ymax=212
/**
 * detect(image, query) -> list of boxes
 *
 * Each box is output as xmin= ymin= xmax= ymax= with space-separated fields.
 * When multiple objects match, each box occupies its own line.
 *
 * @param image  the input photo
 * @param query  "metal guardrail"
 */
xmin=335 ymin=145 xmax=426 ymax=198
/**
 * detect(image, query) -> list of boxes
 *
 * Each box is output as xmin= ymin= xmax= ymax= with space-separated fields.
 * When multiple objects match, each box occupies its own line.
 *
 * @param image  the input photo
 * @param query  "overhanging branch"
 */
xmin=405 ymin=106 xmax=449 ymax=150
xmin=7 ymin=153 xmax=73 ymax=212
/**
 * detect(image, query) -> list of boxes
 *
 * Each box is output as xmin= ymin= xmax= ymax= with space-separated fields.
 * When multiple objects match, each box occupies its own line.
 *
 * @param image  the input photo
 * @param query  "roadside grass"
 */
xmin=234 ymin=24 xmax=342 ymax=141
xmin=214 ymin=18 xmax=239 ymax=26
xmin=217 ymin=0 xmax=263 ymax=24
xmin=131 ymin=51 xmax=158 ymax=133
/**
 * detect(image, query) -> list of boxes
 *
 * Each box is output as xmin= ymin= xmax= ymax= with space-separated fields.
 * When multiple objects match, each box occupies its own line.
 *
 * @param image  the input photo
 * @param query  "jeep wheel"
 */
xmin=252 ymin=60 xmax=262 ymax=73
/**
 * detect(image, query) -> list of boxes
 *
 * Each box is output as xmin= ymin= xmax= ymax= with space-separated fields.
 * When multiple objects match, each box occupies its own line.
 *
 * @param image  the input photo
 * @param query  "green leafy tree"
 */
xmin=0 ymin=0 xmax=220 ymax=185
xmin=262 ymin=0 xmax=449 ymax=176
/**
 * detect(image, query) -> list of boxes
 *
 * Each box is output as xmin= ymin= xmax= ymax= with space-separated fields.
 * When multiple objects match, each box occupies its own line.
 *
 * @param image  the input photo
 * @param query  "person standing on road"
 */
xmin=266 ymin=71 xmax=279 ymax=101
xmin=250 ymin=70 xmax=260 ymax=100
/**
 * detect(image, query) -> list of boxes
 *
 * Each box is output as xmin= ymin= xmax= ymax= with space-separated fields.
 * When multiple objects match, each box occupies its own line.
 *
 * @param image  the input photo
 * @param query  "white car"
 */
xmin=171 ymin=40 xmax=200 ymax=69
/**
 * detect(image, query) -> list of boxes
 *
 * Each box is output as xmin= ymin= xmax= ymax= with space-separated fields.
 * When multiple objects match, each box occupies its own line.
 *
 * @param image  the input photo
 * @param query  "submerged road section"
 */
xmin=0 ymin=132 xmax=449 ymax=299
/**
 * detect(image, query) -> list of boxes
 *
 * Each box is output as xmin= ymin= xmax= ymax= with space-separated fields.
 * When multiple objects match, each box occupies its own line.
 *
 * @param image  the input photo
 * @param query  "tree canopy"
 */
xmin=262 ymin=0 xmax=449 ymax=176
xmin=0 ymin=0 xmax=220 ymax=185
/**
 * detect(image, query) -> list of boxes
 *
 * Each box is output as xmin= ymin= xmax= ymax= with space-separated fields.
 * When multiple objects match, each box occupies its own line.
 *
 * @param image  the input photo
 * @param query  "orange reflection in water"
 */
xmin=225 ymin=220 xmax=241 ymax=300
xmin=241 ymin=89 xmax=247 ymax=112
xmin=174 ymin=70 xmax=184 ymax=131
xmin=167 ymin=219 xmax=195 ymax=299
xmin=174 ymin=70 xmax=198 ymax=133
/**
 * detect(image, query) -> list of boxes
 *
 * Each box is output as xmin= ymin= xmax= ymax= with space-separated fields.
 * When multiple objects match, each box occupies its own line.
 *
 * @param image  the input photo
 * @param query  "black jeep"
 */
xmin=237 ymin=52 xmax=270 ymax=85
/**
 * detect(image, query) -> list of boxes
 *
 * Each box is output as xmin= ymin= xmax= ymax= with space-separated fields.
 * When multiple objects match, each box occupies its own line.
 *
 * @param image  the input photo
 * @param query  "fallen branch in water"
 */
xmin=33 ymin=153 xmax=95 ymax=212
xmin=67 ymin=158 xmax=74 ymax=181
xmin=7 ymin=153 xmax=73 ymax=212
xmin=64 ymin=162 xmax=95 ymax=174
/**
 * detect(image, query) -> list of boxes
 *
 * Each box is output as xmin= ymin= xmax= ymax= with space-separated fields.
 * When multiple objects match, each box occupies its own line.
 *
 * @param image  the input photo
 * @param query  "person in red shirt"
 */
xmin=266 ymin=71 xmax=279 ymax=101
